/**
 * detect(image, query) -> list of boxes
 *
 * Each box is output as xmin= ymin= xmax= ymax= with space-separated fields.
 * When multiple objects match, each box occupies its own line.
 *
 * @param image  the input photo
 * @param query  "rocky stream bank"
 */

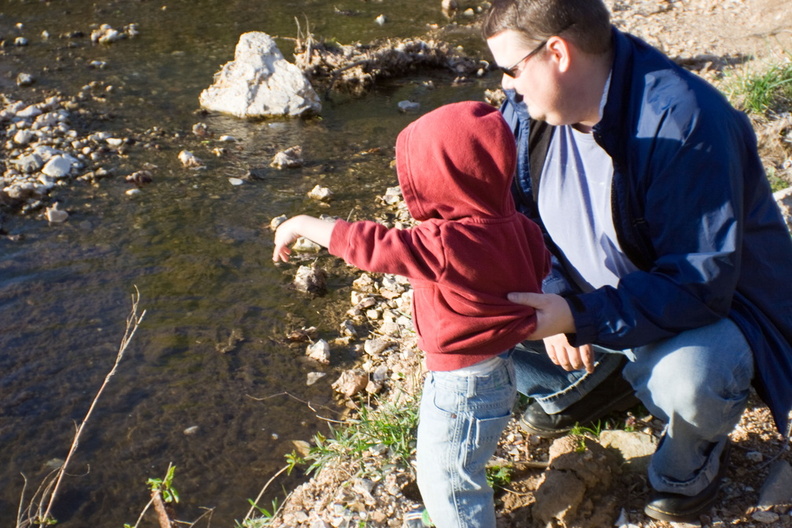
xmin=262 ymin=181 xmax=792 ymax=528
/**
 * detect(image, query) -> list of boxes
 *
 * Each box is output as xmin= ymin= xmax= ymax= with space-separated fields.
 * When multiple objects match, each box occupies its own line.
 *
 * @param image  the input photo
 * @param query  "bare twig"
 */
xmin=177 ymin=506 xmax=215 ymax=527
xmin=15 ymin=474 xmax=27 ymax=528
xmin=242 ymin=464 xmax=290 ymax=524
xmin=127 ymin=496 xmax=155 ymax=528
xmin=15 ymin=288 xmax=145 ymax=527
xmin=245 ymin=390 xmax=343 ymax=421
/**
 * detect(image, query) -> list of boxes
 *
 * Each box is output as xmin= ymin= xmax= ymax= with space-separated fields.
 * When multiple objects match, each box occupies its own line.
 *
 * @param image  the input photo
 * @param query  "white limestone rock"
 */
xmin=306 ymin=339 xmax=331 ymax=364
xmin=307 ymin=184 xmax=333 ymax=201
xmin=13 ymin=130 xmax=36 ymax=146
xmin=306 ymin=372 xmax=327 ymax=386
xmin=178 ymin=150 xmax=202 ymax=168
xmin=45 ymin=203 xmax=69 ymax=223
xmin=199 ymin=32 xmax=321 ymax=118
xmin=42 ymin=155 xmax=78 ymax=178
xmin=271 ymin=145 xmax=303 ymax=168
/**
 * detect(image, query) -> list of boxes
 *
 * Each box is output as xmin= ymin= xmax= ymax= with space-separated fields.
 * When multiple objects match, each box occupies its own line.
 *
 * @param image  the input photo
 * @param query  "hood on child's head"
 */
xmin=395 ymin=101 xmax=517 ymax=222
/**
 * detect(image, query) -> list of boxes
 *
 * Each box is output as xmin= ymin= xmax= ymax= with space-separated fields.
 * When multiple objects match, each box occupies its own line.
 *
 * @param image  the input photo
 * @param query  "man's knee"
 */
xmin=626 ymin=344 xmax=751 ymax=432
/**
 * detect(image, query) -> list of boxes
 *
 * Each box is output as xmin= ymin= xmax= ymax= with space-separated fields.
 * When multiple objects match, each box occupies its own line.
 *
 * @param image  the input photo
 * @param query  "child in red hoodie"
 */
xmin=273 ymin=101 xmax=550 ymax=528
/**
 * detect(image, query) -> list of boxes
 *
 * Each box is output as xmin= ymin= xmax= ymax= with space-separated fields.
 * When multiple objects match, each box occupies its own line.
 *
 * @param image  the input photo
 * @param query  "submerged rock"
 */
xmin=294 ymin=264 xmax=328 ymax=295
xmin=397 ymin=100 xmax=421 ymax=113
xmin=271 ymin=145 xmax=303 ymax=169
xmin=307 ymin=185 xmax=333 ymax=202
xmin=199 ymin=32 xmax=321 ymax=118
xmin=178 ymin=150 xmax=202 ymax=168
xmin=306 ymin=339 xmax=331 ymax=364
xmin=45 ymin=202 xmax=69 ymax=224
xmin=306 ymin=372 xmax=327 ymax=386
xmin=270 ymin=214 xmax=288 ymax=230
xmin=16 ymin=73 xmax=35 ymax=87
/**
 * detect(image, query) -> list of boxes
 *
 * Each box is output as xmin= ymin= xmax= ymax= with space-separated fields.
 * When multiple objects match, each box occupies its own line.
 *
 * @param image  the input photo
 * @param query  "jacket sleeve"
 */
xmin=566 ymin=104 xmax=750 ymax=349
xmin=328 ymin=219 xmax=446 ymax=281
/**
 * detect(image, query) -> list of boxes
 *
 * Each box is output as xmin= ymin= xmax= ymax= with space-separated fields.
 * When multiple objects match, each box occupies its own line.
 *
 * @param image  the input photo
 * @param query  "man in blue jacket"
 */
xmin=483 ymin=0 xmax=792 ymax=522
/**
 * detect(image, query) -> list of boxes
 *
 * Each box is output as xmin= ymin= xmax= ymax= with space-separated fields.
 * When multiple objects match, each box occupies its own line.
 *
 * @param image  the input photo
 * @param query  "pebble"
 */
xmin=306 ymin=339 xmax=331 ymax=364
xmin=331 ymin=369 xmax=368 ymax=397
xmin=42 ymin=155 xmax=75 ymax=178
xmin=293 ymin=264 xmax=327 ymax=294
xmin=17 ymin=105 xmax=43 ymax=119
xmin=364 ymin=337 xmax=393 ymax=356
xmin=293 ymin=237 xmax=322 ymax=253
xmin=125 ymin=170 xmax=153 ymax=187
xmin=751 ymin=510 xmax=780 ymax=524
xmin=228 ymin=177 xmax=244 ymax=186
xmin=12 ymin=153 xmax=43 ymax=174
xmin=13 ymin=130 xmax=36 ymax=146
xmin=16 ymin=73 xmax=35 ymax=87
xmin=307 ymin=372 xmax=327 ymax=386
xmin=183 ymin=426 xmax=199 ymax=435
xmin=307 ymin=185 xmax=333 ymax=201
xmin=192 ymin=122 xmax=209 ymax=137
xmin=397 ymin=100 xmax=421 ymax=113
xmin=178 ymin=150 xmax=202 ymax=168
xmin=270 ymin=214 xmax=287 ymax=230
xmin=91 ymin=24 xmax=124 ymax=44
xmin=45 ymin=203 xmax=69 ymax=223
xmin=271 ymin=146 xmax=304 ymax=169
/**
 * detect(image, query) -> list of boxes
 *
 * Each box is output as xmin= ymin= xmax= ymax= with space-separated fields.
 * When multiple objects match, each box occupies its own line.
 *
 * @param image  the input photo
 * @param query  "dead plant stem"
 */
xmin=39 ymin=287 xmax=146 ymax=524
xmin=242 ymin=464 xmax=290 ymax=524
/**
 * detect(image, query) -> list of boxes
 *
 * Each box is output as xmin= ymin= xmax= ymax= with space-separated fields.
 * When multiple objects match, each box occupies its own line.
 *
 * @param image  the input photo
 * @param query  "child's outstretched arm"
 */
xmin=273 ymin=215 xmax=337 ymax=262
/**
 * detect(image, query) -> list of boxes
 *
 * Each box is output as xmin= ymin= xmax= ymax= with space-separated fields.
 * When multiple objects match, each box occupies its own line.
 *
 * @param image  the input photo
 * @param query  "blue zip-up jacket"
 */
xmin=502 ymin=27 xmax=792 ymax=434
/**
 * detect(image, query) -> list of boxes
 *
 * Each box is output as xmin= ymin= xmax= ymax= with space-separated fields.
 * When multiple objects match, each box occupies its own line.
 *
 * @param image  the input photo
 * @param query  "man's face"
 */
xmin=487 ymin=29 xmax=566 ymax=125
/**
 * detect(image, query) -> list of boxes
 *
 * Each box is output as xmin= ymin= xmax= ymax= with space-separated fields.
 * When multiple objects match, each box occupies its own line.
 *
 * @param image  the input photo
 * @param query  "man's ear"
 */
xmin=545 ymin=35 xmax=572 ymax=72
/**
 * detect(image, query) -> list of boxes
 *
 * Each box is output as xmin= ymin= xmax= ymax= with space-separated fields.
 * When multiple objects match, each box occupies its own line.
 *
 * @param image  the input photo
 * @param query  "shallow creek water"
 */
xmin=0 ymin=0 xmax=498 ymax=525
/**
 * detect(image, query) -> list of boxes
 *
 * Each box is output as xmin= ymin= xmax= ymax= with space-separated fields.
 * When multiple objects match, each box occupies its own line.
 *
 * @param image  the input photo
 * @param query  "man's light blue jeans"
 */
xmin=514 ymin=317 xmax=754 ymax=496
xmin=416 ymin=355 xmax=516 ymax=528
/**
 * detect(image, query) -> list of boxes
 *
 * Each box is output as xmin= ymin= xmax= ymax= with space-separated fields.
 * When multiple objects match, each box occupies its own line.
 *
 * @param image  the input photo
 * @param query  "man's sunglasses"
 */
xmin=497 ymin=39 xmax=548 ymax=78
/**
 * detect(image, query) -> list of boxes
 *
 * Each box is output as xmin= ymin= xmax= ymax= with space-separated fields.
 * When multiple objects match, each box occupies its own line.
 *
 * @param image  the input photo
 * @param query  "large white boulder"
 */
xmin=199 ymin=32 xmax=321 ymax=118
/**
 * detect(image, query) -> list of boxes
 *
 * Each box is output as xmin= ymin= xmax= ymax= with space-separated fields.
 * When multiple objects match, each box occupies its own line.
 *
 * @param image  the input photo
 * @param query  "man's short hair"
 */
xmin=482 ymin=0 xmax=612 ymax=55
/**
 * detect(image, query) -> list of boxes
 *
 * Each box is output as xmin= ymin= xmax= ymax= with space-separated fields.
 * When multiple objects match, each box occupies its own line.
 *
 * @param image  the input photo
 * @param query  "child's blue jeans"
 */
xmin=416 ymin=355 xmax=516 ymax=528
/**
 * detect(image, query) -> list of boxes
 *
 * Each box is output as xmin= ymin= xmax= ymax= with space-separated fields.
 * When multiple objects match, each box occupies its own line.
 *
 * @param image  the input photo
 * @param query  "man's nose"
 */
xmin=501 ymin=73 xmax=515 ymax=91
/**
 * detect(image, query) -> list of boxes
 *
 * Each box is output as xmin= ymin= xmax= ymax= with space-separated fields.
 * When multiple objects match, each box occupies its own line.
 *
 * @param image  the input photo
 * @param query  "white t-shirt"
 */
xmin=537 ymin=124 xmax=637 ymax=292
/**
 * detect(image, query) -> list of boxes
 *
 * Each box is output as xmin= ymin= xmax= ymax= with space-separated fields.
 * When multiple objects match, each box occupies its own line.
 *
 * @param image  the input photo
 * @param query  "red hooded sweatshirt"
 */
xmin=329 ymin=101 xmax=550 ymax=371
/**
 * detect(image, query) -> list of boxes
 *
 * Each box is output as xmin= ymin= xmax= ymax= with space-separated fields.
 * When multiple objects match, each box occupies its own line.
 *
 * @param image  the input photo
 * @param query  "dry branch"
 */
xmin=16 ymin=288 xmax=146 ymax=528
